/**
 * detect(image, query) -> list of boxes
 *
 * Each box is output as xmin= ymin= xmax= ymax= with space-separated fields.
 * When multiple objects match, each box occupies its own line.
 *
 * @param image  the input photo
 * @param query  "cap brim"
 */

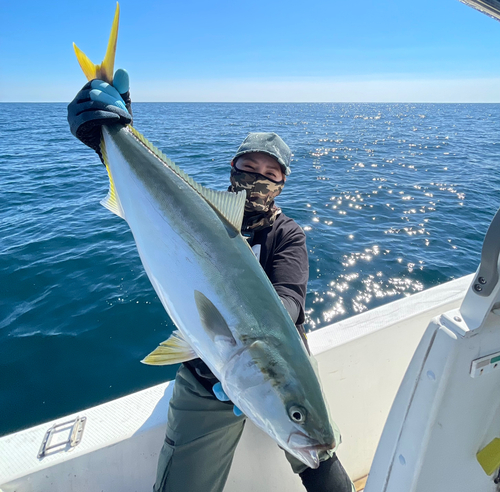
xmin=233 ymin=150 xmax=291 ymax=176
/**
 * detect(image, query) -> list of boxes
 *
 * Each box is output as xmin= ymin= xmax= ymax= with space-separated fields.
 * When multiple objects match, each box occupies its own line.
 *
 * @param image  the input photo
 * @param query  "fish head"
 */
xmin=221 ymin=339 xmax=336 ymax=469
xmin=280 ymin=377 xmax=338 ymax=468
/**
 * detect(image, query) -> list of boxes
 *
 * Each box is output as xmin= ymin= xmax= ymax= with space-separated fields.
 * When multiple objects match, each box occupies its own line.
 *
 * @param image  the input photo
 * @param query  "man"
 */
xmin=67 ymin=74 xmax=355 ymax=492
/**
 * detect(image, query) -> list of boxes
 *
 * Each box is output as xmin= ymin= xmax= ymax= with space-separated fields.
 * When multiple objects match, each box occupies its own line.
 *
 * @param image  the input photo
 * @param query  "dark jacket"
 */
xmin=251 ymin=212 xmax=308 ymax=326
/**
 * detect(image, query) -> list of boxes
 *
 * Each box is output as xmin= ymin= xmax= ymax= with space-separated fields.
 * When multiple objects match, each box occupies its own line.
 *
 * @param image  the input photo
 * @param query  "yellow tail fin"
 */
xmin=73 ymin=2 xmax=120 ymax=84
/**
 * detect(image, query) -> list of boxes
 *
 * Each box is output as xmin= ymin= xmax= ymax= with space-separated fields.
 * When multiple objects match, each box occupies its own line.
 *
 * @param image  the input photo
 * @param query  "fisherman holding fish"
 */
xmin=68 ymin=71 xmax=355 ymax=492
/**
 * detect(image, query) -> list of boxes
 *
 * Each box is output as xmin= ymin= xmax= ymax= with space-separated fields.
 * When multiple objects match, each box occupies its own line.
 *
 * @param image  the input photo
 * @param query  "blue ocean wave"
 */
xmin=1 ymin=102 xmax=499 ymax=435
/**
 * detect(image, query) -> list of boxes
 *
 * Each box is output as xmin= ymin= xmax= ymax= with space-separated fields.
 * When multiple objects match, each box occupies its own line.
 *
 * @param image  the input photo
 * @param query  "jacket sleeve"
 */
xmin=268 ymin=223 xmax=309 ymax=325
xmin=280 ymin=295 xmax=301 ymax=324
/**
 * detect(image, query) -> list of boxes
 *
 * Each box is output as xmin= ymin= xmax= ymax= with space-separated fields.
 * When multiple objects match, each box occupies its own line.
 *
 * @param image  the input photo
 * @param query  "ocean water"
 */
xmin=1 ymin=102 xmax=499 ymax=437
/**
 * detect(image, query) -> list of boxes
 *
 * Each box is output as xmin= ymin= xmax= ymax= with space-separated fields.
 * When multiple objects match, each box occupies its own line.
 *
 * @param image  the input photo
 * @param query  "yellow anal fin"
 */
xmin=72 ymin=2 xmax=120 ymax=84
xmin=141 ymin=330 xmax=198 ymax=366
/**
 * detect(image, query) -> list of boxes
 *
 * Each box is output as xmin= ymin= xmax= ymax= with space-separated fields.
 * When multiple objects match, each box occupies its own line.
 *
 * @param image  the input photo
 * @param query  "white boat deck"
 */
xmin=0 ymin=275 xmax=473 ymax=491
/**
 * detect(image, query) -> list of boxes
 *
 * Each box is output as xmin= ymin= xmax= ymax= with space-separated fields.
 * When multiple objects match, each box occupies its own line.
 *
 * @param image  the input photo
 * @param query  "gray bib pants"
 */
xmin=153 ymin=364 xmax=355 ymax=492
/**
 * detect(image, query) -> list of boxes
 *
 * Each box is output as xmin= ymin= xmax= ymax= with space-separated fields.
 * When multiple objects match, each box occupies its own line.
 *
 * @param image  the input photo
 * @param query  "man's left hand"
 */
xmin=67 ymin=69 xmax=132 ymax=159
xmin=212 ymin=382 xmax=244 ymax=417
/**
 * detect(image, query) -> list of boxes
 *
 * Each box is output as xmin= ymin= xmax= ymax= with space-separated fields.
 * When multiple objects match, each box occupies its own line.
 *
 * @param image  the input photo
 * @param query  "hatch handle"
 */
xmin=38 ymin=416 xmax=86 ymax=459
xmin=473 ymin=209 xmax=500 ymax=297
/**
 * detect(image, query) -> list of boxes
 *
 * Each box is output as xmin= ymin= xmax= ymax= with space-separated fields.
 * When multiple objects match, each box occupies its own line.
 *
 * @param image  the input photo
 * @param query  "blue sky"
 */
xmin=1 ymin=0 xmax=499 ymax=102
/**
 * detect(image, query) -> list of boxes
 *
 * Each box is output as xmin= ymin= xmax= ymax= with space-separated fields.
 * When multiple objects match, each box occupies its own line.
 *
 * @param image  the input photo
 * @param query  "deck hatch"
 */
xmin=37 ymin=416 xmax=87 ymax=459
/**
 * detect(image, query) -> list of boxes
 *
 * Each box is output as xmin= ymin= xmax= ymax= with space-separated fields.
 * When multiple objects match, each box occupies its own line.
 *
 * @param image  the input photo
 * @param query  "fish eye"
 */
xmin=288 ymin=405 xmax=307 ymax=424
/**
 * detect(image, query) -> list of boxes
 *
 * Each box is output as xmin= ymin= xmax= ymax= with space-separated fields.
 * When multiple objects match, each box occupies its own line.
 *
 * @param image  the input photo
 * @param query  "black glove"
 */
xmin=67 ymin=70 xmax=132 ymax=162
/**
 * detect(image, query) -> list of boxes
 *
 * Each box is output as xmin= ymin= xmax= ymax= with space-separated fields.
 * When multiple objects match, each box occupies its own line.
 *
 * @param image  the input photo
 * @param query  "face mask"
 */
xmin=229 ymin=167 xmax=285 ymax=214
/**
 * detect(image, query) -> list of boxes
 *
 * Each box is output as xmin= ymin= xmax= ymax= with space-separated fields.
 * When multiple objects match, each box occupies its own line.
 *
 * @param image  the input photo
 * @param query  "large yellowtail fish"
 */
xmin=72 ymin=3 xmax=337 ymax=468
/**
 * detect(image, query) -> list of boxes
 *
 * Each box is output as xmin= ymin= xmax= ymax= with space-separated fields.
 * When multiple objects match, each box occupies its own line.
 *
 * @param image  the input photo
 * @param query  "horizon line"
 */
xmin=2 ymin=101 xmax=500 ymax=104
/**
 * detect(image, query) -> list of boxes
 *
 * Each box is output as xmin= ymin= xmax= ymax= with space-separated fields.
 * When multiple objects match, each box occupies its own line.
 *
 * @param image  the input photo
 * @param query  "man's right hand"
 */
xmin=67 ymin=69 xmax=132 ymax=159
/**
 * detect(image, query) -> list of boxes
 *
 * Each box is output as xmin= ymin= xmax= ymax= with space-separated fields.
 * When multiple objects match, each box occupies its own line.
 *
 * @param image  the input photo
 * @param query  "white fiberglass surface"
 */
xmin=0 ymin=276 xmax=471 ymax=491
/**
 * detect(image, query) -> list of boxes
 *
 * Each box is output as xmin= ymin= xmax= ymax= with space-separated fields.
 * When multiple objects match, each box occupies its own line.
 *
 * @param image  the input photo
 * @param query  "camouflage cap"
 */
xmin=233 ymin=132 xmax=292 ymax=176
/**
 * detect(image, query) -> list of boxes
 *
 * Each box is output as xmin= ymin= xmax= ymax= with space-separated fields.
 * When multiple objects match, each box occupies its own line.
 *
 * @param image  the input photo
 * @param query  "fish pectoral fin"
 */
xmin=100 ymin=134 xmax=125 ymax=219
xmin=194 ymin=291 xmax=236 ymax=344
xmin=72 ymin=3 xmax=119 ymax=83
xmin=141 ymin=330 xmax=198 ymax=365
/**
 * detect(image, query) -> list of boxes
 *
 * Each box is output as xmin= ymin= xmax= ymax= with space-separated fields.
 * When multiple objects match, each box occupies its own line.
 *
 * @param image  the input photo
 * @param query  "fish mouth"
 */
xmin=287 ymin=431 xmax=335 ymax=469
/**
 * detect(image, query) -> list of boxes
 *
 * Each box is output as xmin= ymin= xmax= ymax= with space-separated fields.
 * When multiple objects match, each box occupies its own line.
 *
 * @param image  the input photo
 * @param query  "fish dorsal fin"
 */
xmin=100 ymin=135 xmax=125 ymax=219
xmin=198 ymin=187 xmax=246 ymax=233
xmin=141 ymin=330 xmax=197 ymax=365
xmin=194 ymin=290 xmax=236 ymax=343
xmin=127 ymin=126 xmax=246 ymax=232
